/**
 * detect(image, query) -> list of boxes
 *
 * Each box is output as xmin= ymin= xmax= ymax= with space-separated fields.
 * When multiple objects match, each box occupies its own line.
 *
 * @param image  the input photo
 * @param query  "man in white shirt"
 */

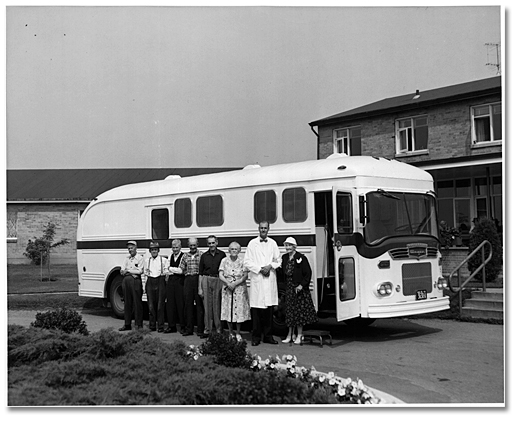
xmin=119 ymin=240 xmax=144 ymax=331
xmin=143 ymin=241 xmax=170 ymax=332
xmin=243 ymin=221 xmax=281 ymax=346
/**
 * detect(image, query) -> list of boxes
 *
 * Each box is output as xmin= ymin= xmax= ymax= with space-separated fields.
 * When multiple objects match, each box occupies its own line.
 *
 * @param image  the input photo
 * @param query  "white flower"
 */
xmin=328 ymin=378 xmax=336 ymax=386
xmin=358 ymin=379 xmax=364 ymax=389
xmin=318 ymin=375 xmax=325 ymax=383
xmin=337 ymin=387 xmax=346 ymax=397
xmin=193 ymin=355 xmax=199 ymax=361
xmin=286 ymin=354 xmax=293 ymax=361
xmin=270 ymin=363 xmax=275 ymax=369
xmin=289 ymin=367 xmax=295 ymax=374
xmin=327 ymin=371 xmax=335 ymax=379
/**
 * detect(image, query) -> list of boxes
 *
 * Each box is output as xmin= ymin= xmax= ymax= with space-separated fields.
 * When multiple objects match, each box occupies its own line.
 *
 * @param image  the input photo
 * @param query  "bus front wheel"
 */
xmin=109 ymin=275 xmax=125 ymax=319
xmin=343 ymin=317 xmax=376 ymax=328
xmin=272 ymin=286 xmax=287 ymax=335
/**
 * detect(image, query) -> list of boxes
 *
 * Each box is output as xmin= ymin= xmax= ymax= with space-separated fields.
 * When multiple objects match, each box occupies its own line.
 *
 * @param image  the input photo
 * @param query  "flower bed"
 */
xmin=187 ymin=338 xmax=381 ymax=404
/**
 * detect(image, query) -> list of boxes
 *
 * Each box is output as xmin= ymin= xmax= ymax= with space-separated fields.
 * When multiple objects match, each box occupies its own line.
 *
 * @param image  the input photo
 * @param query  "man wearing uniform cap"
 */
xmin=143 ymin=241 xmax=170 ymax=332
xmin=119 ymin=240 xmax=145 ymax=331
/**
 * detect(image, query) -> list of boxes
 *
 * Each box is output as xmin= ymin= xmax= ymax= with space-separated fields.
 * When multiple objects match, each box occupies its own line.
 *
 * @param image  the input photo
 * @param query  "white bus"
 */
xmin=77 ymin=154 xmax=449 ymax=330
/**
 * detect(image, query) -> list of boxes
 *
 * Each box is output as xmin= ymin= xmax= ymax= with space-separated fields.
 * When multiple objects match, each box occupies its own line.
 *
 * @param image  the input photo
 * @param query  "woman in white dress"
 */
xmin=219 ymin=242 xmax=250 ymax=342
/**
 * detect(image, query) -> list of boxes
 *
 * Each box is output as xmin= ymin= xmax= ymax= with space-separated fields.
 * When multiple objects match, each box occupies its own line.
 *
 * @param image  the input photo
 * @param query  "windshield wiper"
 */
xmin=377 ymin=189 xmax=401 ymax=200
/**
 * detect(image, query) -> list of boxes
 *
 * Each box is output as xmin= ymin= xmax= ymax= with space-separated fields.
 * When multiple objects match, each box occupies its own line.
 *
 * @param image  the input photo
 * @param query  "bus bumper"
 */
xmin=367 ymin=296 xmax=450 ymax=318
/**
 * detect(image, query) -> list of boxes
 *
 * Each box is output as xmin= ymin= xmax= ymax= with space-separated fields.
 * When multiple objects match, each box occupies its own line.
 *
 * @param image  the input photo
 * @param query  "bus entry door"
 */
xmin=333 ymin=188 xmax=360 ymax=321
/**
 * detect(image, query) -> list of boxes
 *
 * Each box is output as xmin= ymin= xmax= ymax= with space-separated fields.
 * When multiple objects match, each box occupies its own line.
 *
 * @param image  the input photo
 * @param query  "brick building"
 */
xmin=309 ymin=76 xmax=503 ymax=244
xmin=6 ymin=168 xmax=235 ymax=264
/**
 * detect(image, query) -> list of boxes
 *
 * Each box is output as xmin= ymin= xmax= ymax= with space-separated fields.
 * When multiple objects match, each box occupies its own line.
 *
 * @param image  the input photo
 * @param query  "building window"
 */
xmin=395 ymin=116 xmax=428 ymax=154
xmin=254 ymin=190 xmax=277 ymax=224
xmin=283 ymin=187 xmax=307 ymax=222
xmin=174 ymin=198 xmax=192 ymax=228
xmin=196 ymin=195 xmax=224 ymax=227
xmin=437 ymin=179 xmax=471 ymax=243
xmin=471 ymin=103 xmax=502 ymax=144
xmin=6 ymin=211 xmax=17 ymax=240
xmin=151 ymin=208 xmax=169 ymax=240
xmin=334 ymin=126 xmax=361 ymax=156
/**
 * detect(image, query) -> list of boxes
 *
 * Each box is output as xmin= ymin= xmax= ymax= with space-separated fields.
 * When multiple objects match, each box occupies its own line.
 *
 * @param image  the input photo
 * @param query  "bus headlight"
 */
xmin=376 ymin=282 xmax=393 ymax=297
xmin=436 ymin=277 xmax=448 ymax=290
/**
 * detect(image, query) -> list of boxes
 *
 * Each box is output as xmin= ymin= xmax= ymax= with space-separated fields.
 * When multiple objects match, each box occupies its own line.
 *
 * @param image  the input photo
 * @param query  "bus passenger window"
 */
xmin=174 ymin=198 xmax=192 ymax=228
xmin=196 ymin=195 xmax=224 ymax=227
xmin=254 ymin=190 xmax=277 ymax=224
xmin=336 ymin=192 xmax=353 ymax=234
xmin=151 ymin=208 xmax=169 ymax=240
xmin=283 ymin=187 xmax=307 ymax=222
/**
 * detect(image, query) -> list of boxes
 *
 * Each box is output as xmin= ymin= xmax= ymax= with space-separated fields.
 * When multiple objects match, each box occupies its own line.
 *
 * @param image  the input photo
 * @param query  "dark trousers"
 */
xmin=122 ymin=275 xmax=143 ymax=328
xmin=166 ymin=275 xmax=185 ymax=329
xmin=146 ymin=276 xmax=166 ymax=329
xmin=184 ymin=275 xmax=205 ymax=334
xmin=251 ymin=306 xmax=274 ymax=342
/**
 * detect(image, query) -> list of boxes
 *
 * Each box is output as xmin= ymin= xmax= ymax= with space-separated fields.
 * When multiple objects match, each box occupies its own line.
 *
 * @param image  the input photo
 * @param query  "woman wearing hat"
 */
xmin=281 ymin=237 xmax=318 ymax=345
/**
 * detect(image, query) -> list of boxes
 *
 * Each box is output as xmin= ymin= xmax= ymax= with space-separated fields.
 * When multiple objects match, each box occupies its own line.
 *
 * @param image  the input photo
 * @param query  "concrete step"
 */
xmin=471 ymin=289 xmax=503 ymax=301
xmin=460 ymin=307 xmax=503 ymax=320
xmin=464 ymin=298 xmax=503 ymax=310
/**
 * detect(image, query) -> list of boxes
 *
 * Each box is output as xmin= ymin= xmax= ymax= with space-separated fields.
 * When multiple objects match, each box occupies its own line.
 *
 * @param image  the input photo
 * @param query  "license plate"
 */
xmin=416 ymin=289 xmax=427 ymax=300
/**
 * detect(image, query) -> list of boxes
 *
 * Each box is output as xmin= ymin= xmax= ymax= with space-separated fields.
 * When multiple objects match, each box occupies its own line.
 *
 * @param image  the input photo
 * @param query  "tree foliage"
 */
xmin=467 ymin=218 xmax=503 ymax=284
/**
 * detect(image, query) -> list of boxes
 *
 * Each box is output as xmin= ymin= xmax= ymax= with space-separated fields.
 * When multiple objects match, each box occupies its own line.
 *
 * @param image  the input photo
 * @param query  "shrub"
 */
xmin=198 ymin=331 xmax=253 ymax=368
xmin=467 ymin=218 xmax=503 ymax=283
xmin=24 ymin=238 xmax=49 ymax=265
xmin=439 ymin=221 xmax=460 ymax=248
xmin=31 ymin=308 xmax=89 ymax=335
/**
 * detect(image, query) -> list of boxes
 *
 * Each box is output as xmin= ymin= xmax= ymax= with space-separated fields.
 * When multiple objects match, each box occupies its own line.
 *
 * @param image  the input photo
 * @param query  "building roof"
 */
xmin=7 ymin=168 xmax=237 ymax=202
xmin=309 ymin=76 xmax=502 ymax=126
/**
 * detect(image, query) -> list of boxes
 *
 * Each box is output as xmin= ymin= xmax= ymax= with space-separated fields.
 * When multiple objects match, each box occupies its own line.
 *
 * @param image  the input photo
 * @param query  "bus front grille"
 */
xmin=401 ymin=262 xmax=432 ymax=296
xmin=389 ymin=247 xmax=438 ymax=260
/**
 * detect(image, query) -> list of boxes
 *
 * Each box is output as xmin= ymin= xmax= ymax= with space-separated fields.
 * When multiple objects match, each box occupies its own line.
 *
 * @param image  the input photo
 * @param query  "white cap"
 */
xmin=283 ymin=237 xmax=297 ymax=246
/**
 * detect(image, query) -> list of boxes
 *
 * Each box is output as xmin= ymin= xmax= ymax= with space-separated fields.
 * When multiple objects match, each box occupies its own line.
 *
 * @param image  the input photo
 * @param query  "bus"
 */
xmin=76 ymin=154 xmax=449 ymax=330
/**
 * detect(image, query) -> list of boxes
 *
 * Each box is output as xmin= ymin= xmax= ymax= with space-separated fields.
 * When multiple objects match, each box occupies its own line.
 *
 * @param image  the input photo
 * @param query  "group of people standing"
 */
xmin=118 ymin=221 xmax=318 ymax=346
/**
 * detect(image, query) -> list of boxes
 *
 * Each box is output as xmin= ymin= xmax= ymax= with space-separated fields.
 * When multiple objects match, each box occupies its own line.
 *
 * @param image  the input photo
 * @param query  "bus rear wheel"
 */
xmin=109 ymin=274 xmax=125 ymax=319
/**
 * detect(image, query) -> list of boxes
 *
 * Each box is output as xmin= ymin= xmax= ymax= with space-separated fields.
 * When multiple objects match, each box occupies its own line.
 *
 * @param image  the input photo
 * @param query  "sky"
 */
xmin=4 ymin=4 xmax=503 ymax=170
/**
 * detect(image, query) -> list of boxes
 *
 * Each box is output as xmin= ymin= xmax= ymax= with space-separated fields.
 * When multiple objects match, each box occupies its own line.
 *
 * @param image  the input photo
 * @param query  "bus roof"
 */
xmin=95 ymin=155 xmax=432 ymax=202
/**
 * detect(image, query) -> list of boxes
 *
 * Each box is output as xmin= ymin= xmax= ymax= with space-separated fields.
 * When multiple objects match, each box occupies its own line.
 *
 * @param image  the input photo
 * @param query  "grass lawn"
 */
xmin=7 ymin=264 xmax=104 ymax=311
xmin=7 ymin=264 xmax=79 ymax=294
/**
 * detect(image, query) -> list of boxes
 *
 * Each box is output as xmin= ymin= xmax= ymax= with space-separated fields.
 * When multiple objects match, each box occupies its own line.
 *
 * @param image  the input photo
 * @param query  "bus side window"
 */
xmin=174 ymin=198 xmax=192 ymax=228
xmin=336 ymin=192 xmax=353 ymax=234
xmin=254 ymin=190 xmax=277 ymax=224
xmin=152 ymin=208 xmax=170 ymax=239
xmin=283 ymin=187 xmax=307 ymax=222
xmin=196 ymin=195 xmax=224 ymax=227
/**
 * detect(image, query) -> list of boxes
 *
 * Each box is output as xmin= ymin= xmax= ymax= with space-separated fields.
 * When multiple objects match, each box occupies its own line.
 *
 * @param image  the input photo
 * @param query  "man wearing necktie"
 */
xmin=243 ymin=221 xmax=281 ymax=346
xmin=143 ymin=241 xmax=170 ymax=332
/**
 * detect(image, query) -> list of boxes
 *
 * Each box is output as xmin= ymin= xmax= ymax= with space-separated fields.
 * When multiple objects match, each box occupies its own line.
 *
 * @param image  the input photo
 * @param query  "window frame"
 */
xmin=334 ymin=126 xmax=361 ymax=156
xmin=395 ymin=115 xmax=429 ymax=155
xmin=471 ymin=102 xmax=502 ymax=145
xmin=282 ymin=187 xmax=307 ymax=223
xmin=196 ymin=195 xmax=224 ymax=227
xmin=254 ymin=189 xmax=277 ymax=224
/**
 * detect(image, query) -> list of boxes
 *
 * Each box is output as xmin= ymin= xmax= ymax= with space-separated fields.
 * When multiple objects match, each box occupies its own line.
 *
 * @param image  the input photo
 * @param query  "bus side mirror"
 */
xmin=359 ymin=195 xmax=367 ymax=226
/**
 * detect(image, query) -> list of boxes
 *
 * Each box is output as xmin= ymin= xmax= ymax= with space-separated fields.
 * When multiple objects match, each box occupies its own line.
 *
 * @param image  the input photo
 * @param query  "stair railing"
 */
xmin=447 ymin=240 xmax=493 ymax=318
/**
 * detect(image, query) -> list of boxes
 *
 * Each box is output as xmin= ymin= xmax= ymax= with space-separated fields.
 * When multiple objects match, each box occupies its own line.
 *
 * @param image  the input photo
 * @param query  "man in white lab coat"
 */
xmin=243 ymin=221 xmax=281 ymax=346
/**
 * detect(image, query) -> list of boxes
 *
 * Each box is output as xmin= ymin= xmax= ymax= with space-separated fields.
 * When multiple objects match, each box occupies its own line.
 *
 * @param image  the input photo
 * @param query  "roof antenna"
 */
xmin=412 ymin=89 xmax=420 ymax=100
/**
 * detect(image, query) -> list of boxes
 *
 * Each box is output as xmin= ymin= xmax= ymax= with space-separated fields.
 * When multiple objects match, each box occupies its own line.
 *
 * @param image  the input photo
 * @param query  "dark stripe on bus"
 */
xmin=76 ymin=235 xmax=317 ymax=250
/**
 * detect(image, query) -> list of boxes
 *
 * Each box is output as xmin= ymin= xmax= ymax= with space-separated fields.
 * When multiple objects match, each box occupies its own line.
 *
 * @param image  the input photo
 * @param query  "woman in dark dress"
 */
xmin=281 ymin=237 xmax=318 ymax=345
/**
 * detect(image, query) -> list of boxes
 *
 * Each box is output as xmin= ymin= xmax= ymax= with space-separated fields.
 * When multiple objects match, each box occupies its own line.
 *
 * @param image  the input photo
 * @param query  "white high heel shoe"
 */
xmin=293 ymin=335 xmax=303 ymax=345
xmin=282 ymin=335 xmax=292 ymax=344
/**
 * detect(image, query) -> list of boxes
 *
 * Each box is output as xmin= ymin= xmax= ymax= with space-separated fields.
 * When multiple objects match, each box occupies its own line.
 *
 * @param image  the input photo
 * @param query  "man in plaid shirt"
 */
xmin=179 ymin=237 xmax=205 ymax=336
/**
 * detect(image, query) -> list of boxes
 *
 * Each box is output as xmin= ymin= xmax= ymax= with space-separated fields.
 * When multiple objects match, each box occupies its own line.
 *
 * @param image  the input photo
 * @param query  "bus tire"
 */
xmin=343 ymin=317 xmax=376 ymax=328
xmin=109 ymin=274 xmax=125 ymax=319
xmin=272 ymin=286 xmax=287 ymax=335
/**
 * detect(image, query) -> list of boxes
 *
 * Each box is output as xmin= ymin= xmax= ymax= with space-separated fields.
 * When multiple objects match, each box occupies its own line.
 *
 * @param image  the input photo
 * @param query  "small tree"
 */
xmin=24 ymin=222 xmax=70 ymax=282
xmin=467 ymin=218 xmax=503 ymax=284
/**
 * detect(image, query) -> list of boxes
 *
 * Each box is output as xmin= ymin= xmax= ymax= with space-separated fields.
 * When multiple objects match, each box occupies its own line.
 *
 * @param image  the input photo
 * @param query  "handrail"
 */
xmin=447 ymin=240 xmax=493 ymax=318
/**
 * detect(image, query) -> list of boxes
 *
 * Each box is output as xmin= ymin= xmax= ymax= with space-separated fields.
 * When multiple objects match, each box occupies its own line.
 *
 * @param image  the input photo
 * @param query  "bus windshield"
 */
xmin=364 ymin=190 xmax=438 ymax=244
